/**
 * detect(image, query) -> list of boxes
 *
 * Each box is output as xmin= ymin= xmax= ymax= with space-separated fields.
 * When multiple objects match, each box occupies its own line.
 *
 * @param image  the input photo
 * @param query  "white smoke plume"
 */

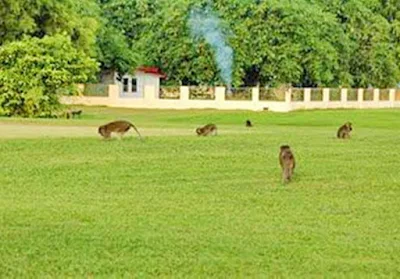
xmin=188 ymin=6 xmax=233 ymax=88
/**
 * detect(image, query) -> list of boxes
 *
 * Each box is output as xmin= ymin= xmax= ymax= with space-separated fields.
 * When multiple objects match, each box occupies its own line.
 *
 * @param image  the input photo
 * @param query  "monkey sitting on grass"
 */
xmin=337 ymin=122 xmax=353 ymax=139
xmin=196 ymin=124 xmax=217 ymax=136
xmin=245 ymin=119 xmax=253 ymax=127
xmin=98 ymin=120 xmax=142 ymax=140
xmin=279 ymin=145 xmax=296 ymax=183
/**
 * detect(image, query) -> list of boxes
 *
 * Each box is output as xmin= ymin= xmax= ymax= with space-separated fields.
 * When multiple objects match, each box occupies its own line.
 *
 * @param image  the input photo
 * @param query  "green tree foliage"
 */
xmin=2 ymin=0 xmax=400 ymax=111
xmin=0 ymin=35 xmax=98 ymax=117
xmin=135 ymin=1 xmax=222 ymax=85
xmin=315 ymin=0 xmax=400 ymax=87
xmin=0 ymin=0 xmax=99 ymax=117
xmin=98 ymin=0 xmax=400 ymax=88
xmin=0 ymin=0 xmax=99 ymax=55
xmin=95 ymin=0 xmax=155 ymax=76
xmin=98 ymin=0 xmax=156 ymax=41
xmin=224 ymin=0 xmax=352 ymax=87
xmin=96 ymin=25 xmax=139 ymax=75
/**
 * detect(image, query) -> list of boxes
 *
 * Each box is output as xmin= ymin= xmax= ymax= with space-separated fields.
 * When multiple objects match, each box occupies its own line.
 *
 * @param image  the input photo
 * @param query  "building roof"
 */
xmin=136 ymin=66 xmax=166 ymax=78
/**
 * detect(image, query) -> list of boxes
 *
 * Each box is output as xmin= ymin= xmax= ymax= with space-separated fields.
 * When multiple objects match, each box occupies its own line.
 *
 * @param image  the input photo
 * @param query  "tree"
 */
xmin=0 ymin=35 xmax=98 ymax=117
xmin=224 ymin=0 xmax=351 ymax=87
xmin=131 ymin=0 xmax=352 ymax=87
xmin=96 ymin=25 xmax=139 ymax=77
xmin=96 ymin=0 xmax=156 ymax=76
xmin=3 ymin=0 xmax=400 ymax=92
xmin=0 ymin=0 xmax=100 ymax=56
xmin=94 ymin=0 xmax=400 ymax=87
xmin=314 ymin=0 xmax=400 ymax=87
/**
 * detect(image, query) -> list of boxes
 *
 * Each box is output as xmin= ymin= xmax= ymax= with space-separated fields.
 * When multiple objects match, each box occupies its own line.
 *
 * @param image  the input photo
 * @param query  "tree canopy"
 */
xmin=1 ymin=0 xmax=400 ymax=116
xmin=95 ymin=0 xmax=400 ymax=88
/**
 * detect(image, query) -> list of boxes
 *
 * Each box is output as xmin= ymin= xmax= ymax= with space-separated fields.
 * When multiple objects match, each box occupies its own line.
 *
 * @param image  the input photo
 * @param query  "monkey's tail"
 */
xmin=129 ymin=123 xmax=143 ymax=140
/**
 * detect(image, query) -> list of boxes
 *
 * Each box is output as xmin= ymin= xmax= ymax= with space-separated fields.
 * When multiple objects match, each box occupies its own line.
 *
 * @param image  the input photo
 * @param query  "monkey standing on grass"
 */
xmin=279 ymin=145 xmax=296 ymax=183
xmin=65 ymin=109 xmax=82 ymax=119
xmin=245 ymin=120 xmax=253 ymax=127
xmin=337 ymin=122 xmax=353 ymax=139
xmin=196 ymin=124 xmax=217 ymax=136
xmin=98 ymin=120 xmax=142 ymax=140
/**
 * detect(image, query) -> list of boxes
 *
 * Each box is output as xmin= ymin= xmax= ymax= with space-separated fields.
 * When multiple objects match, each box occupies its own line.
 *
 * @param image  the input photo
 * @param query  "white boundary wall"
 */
xmin=61 ymin=85 xmax=400 ymax=112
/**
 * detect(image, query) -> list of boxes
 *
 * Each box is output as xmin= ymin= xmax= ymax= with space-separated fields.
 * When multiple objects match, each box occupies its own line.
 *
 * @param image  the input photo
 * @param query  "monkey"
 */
xmin=337 ymin=122 xmax=353 ymax=139
xmin=245 ymin=120 xmax=253 ymax=127
xmin=196 ymin=124 xmax=217 ymax=136
xmin=279 ymin=145 xmax=296 ymax=183
xmin=98 ymin=120 xmax=142 ymax=140
xmin=66 ymin=109 xmax=82 ymax=119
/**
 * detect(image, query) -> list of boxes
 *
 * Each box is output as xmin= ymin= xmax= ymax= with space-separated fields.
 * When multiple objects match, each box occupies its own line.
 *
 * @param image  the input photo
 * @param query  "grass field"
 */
xmin=0 ymin=107 xmax=399 ymax=277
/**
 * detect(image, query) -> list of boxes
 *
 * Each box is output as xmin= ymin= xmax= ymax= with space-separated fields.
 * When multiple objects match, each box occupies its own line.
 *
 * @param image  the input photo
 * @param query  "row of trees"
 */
xmin=99 ymin=0 xmax=400 ymax=88
xmin=1 ymin=0 xmax=400 ymax=116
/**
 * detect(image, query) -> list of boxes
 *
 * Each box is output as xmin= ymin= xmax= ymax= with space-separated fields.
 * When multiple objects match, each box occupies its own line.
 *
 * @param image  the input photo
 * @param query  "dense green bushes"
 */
xmin=0 ymin=35 xmax=97 ymax=117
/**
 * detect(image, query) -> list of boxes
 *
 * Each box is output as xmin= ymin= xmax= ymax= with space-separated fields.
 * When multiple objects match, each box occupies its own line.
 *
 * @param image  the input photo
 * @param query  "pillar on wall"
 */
xmin=304 ymin=88 xmax=311 ymax=103
xmin=373 ymin=89 xmax=379 ymax=102
xmin=285 ymin=88 xmax=292 ymax=103
xmin=341 ymin=88 xmax=347 ymax=103
xmin=108 ymin=84 xmax=119 ymax=105
xmin=180 ymin=86 xmax=189 ymax=101
xmin=77 ymin=84 xmax=85 ymax=96
xmin=323 ymin=88 xmax=330 ymax=102
xmin=357 ymin=88 xmax=364 ymax=102
xmin=252 ymin=87 xmax=259 ymax=102
xmin=389 ymin=89 xmax=395 ymax=107
xmin=215 ymin=87 xmax=226 ymax=103
xmin=251 ymin=87 xmax=261 ymax=111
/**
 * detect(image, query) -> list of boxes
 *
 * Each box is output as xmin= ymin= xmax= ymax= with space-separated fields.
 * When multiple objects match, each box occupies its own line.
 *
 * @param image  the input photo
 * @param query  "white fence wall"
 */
xmin=61 ymin=85 xmax=400 ymax=112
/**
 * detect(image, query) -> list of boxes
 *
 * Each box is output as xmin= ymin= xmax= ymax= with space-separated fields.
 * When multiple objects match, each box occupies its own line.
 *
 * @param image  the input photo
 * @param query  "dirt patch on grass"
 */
xmin=0 ymin=124 xmax=196 ymax=139
xmin=0 ymin=122 xmax=270 ymax=139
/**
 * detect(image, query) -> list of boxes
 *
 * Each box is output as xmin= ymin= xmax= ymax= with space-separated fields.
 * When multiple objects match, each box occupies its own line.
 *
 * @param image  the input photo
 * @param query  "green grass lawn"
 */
xmin=0 ymin=107 xmax=399 ymax=277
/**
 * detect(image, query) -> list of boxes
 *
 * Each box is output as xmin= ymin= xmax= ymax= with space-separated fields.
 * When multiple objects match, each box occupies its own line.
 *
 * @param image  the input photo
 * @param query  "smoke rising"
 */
xmin=188 ymin=6 xmax=233 ymax=88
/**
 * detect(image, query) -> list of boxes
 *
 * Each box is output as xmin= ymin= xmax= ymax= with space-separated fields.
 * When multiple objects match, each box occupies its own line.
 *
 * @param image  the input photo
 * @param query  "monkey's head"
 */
xmin=280 ymin=145 xmax=291 ymax=152
xmin=195 ymin=127 xmax=202 ymax=135
xmin=346 ymin=122 xmax=353 ymax=131
xmin=98 ymin=125 xmax=106 ymax=137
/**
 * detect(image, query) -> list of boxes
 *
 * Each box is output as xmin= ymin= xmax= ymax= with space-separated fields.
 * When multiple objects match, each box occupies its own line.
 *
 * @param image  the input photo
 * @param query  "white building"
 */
xmin=116 ymin=66 xmax=166 ymax=98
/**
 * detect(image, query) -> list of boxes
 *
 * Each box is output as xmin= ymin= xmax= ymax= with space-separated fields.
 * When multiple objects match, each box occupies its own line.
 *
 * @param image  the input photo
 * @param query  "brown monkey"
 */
xmin=66 ymin=109 xmax=82 ymax=119
xmin=279 ymin=145 xmax=296 ymax=183
xmin=196 ymin=124 xmax=217 ymax=136
xmin=337 ymin=122 xmax=353 ymax=139
xmin=245 ymin=120 xmax=253 ymax=127
xmin=98 ymin=120 xmax=142 ymax=140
